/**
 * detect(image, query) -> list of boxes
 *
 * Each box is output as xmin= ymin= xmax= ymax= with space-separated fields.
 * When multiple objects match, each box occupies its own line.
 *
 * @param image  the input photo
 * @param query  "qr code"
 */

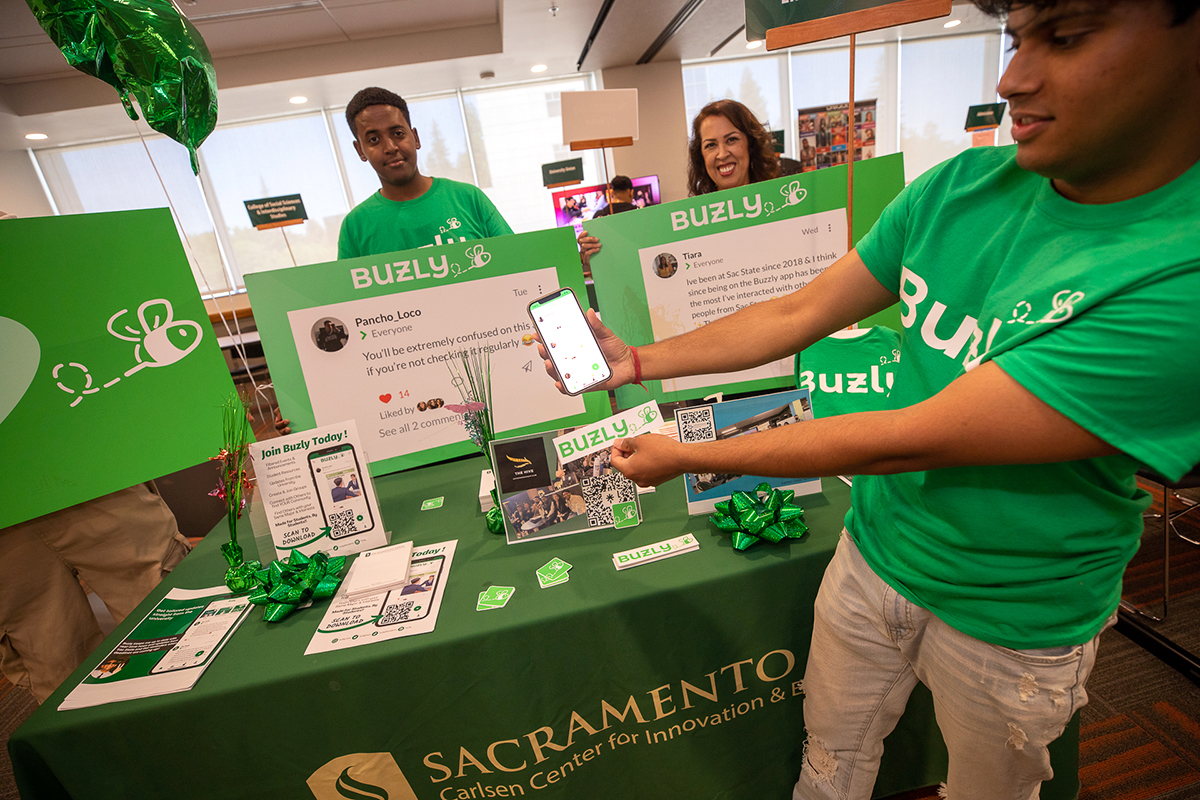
xmin=676 ymin=406 xmax=716 ymax=443
xmin=379 ymin=600 xmax=415 ymax=625
xmin=329 ymin=509 xmax=356 ymax=539
xmin=582 ymin=473 xmax=637 ymax=527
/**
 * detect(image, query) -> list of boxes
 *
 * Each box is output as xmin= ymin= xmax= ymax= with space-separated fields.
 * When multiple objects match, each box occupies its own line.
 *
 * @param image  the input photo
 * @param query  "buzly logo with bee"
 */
xmin=52 ymin=298 xmax=204 ymax=407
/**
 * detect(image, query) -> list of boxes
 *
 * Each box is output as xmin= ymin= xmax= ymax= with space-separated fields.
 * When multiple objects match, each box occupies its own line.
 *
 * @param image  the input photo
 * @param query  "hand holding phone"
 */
xmin=528 ymin=288 xmax=612 ymax=396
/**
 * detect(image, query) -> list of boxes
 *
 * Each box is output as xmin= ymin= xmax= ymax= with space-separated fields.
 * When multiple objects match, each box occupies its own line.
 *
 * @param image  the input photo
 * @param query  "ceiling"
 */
xmin=0 ymin=0 xmax=991 ymax=152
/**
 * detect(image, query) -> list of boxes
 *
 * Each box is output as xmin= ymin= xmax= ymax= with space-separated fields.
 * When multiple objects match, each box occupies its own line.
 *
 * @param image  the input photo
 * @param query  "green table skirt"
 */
xmin=10 ymin=456 xmax=1078 ymax=799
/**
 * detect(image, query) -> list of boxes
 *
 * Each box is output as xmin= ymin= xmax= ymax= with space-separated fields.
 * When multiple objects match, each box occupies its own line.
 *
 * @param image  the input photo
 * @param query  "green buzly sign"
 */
xmin=542 ymin=158 xmax=584 ymax=187
xmin=244 ymin=194 xmax=307 ymax=229
xmin=965 ymin=102 xmax=1007 ymax=131
xmin=746 ymin=0 xmax=904 ymax=39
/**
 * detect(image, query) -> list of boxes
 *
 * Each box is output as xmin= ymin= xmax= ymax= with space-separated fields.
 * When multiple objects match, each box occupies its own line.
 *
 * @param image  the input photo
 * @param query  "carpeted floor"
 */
xmin=3 ymin=482 xmax=1198 ymax=800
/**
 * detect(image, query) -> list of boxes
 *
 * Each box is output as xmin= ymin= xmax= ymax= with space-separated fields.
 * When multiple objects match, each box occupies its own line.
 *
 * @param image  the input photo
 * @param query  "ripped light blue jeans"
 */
xmin=794 ymin=532 xmax=1110 ymax=800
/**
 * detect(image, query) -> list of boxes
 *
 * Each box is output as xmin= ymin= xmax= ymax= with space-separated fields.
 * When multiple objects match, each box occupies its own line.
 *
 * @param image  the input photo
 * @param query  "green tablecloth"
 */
xmin=9 ymin=456 xmax=1078 ymax=800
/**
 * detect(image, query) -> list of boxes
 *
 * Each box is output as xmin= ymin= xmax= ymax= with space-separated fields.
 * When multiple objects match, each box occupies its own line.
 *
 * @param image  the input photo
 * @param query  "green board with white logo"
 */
xmin=585 ymin=154 xmax=904 ymax=410
xmin=245 ymin=226 xmax=609 ymax=476
xmin=0 ymin=210 xmax=237 ymax=528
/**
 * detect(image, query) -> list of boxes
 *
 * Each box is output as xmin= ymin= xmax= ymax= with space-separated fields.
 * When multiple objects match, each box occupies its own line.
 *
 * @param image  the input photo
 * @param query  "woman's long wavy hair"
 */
xmin=686 ymin=99 xmax=780 ymax=196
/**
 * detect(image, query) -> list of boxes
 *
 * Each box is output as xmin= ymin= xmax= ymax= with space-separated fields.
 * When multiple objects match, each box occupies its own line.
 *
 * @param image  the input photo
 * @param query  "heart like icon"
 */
xmin=379 ymin=394 xmax=392 ymax=403
xmin=0 ymin=317 xmax=40 ymax=426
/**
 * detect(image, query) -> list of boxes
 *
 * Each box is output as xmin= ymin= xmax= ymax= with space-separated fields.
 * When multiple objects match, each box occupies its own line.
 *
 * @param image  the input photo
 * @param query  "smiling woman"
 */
xmin=686 ymin=99 xmax=780 ymax=196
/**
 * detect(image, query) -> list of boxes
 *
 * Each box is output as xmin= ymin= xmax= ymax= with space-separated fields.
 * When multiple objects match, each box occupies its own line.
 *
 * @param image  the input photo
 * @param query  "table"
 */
xmin=9 ymin=457 xmax=1079 ymax=800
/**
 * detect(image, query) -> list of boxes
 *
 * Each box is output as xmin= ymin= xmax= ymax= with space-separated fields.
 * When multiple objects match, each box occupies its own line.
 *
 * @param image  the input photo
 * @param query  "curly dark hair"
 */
xmin=686 ymin=99 xmax=780 ymax=196
xmin=971 ymin=0 xmax=1199 ymax=25
xmin=345 ymin=87 xmax=411 ymax=138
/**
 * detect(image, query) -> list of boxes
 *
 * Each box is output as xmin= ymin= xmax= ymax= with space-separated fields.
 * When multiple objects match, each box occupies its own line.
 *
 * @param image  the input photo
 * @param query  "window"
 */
xmin=462 ymin=76 xmax=606 ymax=233
xmin=683 ymin=55 xmax=788 ymax=136
xmin=200 ymin=113 xmax=349 ymax=283
xmin=35 ymin=137 xmax=230 ymax=294
xmin=900 ymin=34 xmax=997 ymax=181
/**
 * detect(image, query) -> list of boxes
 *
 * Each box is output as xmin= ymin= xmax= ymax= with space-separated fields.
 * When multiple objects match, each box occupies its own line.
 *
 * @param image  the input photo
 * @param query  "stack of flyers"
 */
xmin=613 ymin=534 xmax=699 ymax=570
xmin=536 ymin=557 xmax=573 ymax=589
xmin=477 ymin=586 xmax=515 ymax=611
xmin=342 ymin=541 xmax=413 ymax=599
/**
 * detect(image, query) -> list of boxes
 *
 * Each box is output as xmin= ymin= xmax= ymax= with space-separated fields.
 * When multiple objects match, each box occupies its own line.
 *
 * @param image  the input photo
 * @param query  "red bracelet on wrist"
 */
xmin=630 ymin=346 xmax=647 ymax=392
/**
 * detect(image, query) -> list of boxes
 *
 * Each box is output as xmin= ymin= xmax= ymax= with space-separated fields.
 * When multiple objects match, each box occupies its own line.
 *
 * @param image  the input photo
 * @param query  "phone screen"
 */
xmin=309 ymin=444 xmax=375 ymax=539
xmin=376 ymin=554 xmax=445 ymax=626
xmin=528 ymin=288 xmax=612 ymax=395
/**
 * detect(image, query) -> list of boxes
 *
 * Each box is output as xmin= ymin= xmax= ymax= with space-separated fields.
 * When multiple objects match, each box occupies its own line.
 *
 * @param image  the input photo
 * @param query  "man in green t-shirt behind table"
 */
xmin=537 ymin=1 xmax=1200 ymax=798
xmin=337 ymin=86 xmax=513 ymax=259
xmin=277 ymin=88 xmax=515 ymax=435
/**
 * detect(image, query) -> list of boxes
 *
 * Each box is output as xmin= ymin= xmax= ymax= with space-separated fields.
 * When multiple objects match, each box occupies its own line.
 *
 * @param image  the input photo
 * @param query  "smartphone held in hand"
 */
xmin=528 ymin=288 xmax=612 ymax=396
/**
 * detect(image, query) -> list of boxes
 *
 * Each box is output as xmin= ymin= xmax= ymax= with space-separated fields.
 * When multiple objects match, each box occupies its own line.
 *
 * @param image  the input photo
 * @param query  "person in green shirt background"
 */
xmin=337 ymin=86 xmax=513 ymax=260
xmin=539 ymin=1 xmax=1200 ymax=798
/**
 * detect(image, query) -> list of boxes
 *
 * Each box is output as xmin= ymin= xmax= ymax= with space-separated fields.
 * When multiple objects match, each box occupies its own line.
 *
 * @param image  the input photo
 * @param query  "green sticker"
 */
xmin=421 ymin=496 xmax=445 ymax=511
xmin=612 ymin=502 xmax=640 ymax=529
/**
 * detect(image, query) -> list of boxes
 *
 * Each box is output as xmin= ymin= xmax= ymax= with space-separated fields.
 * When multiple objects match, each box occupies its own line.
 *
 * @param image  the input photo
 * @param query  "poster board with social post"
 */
xmin=585 ymin=154 xmax=905 ymax=410
xmin=245 ymin=226 xmax=610 ymax=476
xmin=0 ymin=210 xmax=238 ymax=529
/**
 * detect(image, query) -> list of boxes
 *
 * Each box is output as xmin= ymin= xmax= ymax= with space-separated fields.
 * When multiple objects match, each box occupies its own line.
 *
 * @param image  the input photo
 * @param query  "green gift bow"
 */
xmin=710 ymin=482 xmax=808 ymax=550
xmin=245 ymin=550 xmax=347 ymax=623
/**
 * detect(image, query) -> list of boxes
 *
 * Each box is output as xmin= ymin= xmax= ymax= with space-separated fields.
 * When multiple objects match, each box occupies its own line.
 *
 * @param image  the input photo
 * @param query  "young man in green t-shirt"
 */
xmin=337 ymin=87 xmax=513 ymax=260
xmin=538 ymin=1 xmax=1200 ymax=797
xmin=273 ymin=89 xmax=516 ymax=435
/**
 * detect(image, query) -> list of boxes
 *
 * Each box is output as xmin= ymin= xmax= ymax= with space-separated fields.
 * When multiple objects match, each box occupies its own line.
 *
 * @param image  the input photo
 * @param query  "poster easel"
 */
xmin=762 ymin=0 xmax=952 ymax=251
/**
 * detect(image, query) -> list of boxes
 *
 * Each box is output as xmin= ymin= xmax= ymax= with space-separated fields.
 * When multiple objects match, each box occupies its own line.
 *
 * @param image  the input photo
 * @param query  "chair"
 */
xmin=1116 ymin=465 xmax=1200 ymax=686
xmin=1122 ymin=466 xmax=1200 ymax=621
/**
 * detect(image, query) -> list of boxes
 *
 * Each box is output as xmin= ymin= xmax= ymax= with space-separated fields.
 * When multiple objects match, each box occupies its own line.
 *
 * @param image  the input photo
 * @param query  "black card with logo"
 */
xmin=491 ymin=437 xmax=552 ymax=493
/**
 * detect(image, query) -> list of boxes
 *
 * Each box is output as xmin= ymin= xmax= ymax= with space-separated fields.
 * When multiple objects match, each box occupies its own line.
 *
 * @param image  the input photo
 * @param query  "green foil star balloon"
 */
xmin=25 ymin=0 xmax=218 ymax=173
xmin=711 ymin=482 xmax=809 ymax=550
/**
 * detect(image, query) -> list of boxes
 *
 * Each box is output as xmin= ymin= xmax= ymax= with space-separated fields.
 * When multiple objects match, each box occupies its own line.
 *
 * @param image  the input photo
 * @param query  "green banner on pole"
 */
xmin=965 ymin=102 xmax=1007 ymax=131
xmin=746 ymin=0 xmax=902 ymax=39
xmin=586 ymin=154 xmax=905 ymax=409
xmin=542 ymin=158 xmax=584 ymax=187
xmin=245 ymin=226 xmax=609 ymax=476
xmin=244 ymin=194 xmax=308 ymax=229
xmin=0 ymin=209 xmax=238 ymax=528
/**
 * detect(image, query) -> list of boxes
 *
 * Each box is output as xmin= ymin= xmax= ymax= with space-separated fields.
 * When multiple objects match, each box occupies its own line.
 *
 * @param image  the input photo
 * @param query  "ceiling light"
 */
xmin=746 ymin=40 xmax=763 ymax=49
xmin=289 ymin=96 xmax=308 ymax=104
xmin=25 ymin=133 xmax=48 ymax=140
xmin=943 ymin=19 xmax=961 ymax=28
xmin=480 ymin=70 xmax=496 ymax=80
xmin=531 ymin=64 xmax=548 ymax=73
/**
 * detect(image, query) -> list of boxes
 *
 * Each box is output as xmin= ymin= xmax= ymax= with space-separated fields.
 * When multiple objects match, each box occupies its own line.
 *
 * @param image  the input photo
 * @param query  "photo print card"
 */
xmin=489 ymin=406 xmax=656 ymax=545
xmin=676 ymin=389 xmax=823 ymax=515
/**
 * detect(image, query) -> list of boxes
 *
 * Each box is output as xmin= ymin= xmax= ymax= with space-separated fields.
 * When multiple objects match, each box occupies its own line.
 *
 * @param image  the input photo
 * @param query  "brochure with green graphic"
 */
xmin=0 ymin=210 xmax=239 ymax=529
xmin=249 ymin=419 xmax=388 ymax=560
xmin=585 ymin=154 xmax=904 ymax=409
xmin=59 ymin=586 xmax=252 ymax=710
xmin=245 ymin=227 xmax=608 ymax=476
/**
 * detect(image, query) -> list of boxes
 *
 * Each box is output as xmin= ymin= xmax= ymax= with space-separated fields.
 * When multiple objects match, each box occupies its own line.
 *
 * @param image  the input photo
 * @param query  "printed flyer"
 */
xmin=585 ymin=156 xmax=905 ymax=409
xmin=245 ymin=227 xmax=609 ymax=476
xmin=675 ymin=389 xmax=822 ymax=515
xmin=59 ymin=587 xmax=252 ymax=710
xmin=306 ymin=540 xmax=456 ymax=655
xmin=249 ymin=420 xmax=388 ymax=559
xmin=489 ymin=402 xmax=658 ymax=545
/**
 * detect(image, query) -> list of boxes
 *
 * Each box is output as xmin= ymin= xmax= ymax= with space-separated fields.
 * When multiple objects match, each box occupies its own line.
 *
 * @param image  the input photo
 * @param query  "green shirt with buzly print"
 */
xmin=337 ymin=178 xmax=513 ymax=260
xmin=849 ymin=145 xmax=1200 ymax=650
